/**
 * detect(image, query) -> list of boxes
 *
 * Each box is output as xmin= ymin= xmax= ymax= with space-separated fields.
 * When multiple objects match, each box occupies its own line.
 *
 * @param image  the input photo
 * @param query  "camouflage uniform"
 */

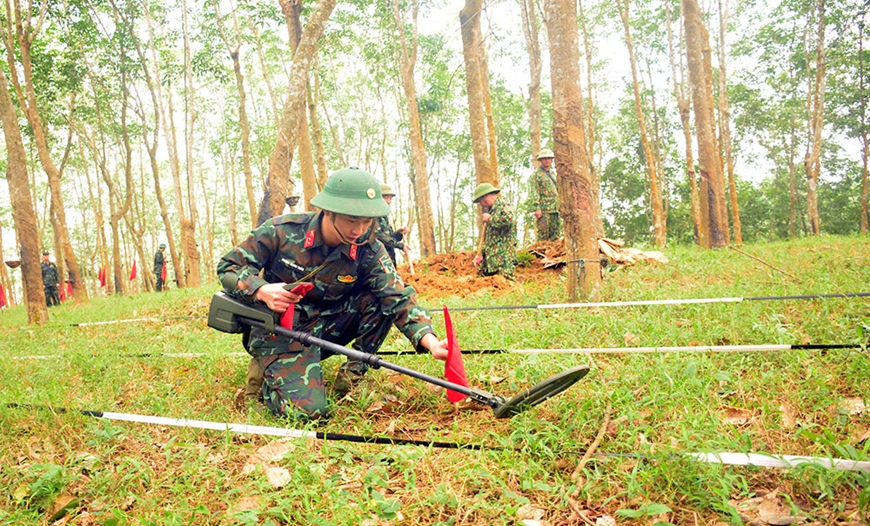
xmin=374 ymin=216 xmax=405 ymax=266
xmin=479 ymin=195 xmax=518 ymax=280
xmin=217 ymin=211 xmax=435 ymax=419
xmin=531 ymin=166 xmax=561 ymax=241
xmin=153 ymin=249 xmax=165 ymax=291
xmin=41 ymin=260 xmax=61 ymax=306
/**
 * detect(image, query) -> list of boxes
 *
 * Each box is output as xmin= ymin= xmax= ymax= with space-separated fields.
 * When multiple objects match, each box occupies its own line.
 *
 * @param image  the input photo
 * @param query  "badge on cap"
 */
xmin=366 ymin=188 xmax=376 ymax=199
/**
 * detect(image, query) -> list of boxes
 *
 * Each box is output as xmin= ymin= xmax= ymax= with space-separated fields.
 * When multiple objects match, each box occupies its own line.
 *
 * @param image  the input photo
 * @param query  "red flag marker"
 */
xmin=279 ymin=283 xmax=315 ymax=329
xmin=0 ymin=283 xmax=6 ymax=308
xmin=160 ymin=260 xmax=167 ymax=282
xmin=129 ymin=261 xmax=137 ymax=281
xmin=98 ymin=267 xmax=106 ymax=288
xmin=443 ymin=306 xmax=470 ymax=403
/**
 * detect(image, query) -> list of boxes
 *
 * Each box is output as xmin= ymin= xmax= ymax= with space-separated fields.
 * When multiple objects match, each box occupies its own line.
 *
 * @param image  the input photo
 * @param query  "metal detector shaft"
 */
xmin=239 ymin=317 xmax=503 ymax=409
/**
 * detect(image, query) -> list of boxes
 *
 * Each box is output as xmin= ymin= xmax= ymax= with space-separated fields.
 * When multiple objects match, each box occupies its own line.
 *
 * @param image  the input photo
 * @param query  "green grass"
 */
xmin=1 ymin=235 xmax=869 ymax=524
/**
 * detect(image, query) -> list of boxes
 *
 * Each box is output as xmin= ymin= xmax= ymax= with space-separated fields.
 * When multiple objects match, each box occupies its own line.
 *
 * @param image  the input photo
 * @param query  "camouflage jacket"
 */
xmin=375 ymin=216 xmax=404 ymax=258
xmin=153 ymin=250 xmax=165 ymax=274
xmin=483 ymin=196 xmax=517 ymax=254
xmin=41 ymin=261 xmax=60 ymax=288
xmin=216 ymin=212 xmax=434 ymax=349
xmin=531 ymin=166 xmax=559 ymax=213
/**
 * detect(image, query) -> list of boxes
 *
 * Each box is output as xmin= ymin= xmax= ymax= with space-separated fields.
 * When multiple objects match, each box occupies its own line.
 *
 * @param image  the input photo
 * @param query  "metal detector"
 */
xmin=208 ymin=292 xmax=589 ymax=419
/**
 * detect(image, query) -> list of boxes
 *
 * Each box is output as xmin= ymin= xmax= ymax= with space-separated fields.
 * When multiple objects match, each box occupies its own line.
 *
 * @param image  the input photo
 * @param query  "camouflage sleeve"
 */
xmin=532 ymin=170 xmax=545 ymax=210
xmin=360 ymin=241 xmax=434 ymax=349
xmin=216 ymin=220 xmax=279 ymax=300
xmin=488 ymin=200 xmax=514 ymax=230
xmin=375 ymin=218 xmax=404 ymax=251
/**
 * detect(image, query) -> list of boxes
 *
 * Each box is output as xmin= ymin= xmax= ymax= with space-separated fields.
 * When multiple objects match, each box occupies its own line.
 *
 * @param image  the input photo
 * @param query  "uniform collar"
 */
xmin=305 ymin=212 xmax=373 ymax=261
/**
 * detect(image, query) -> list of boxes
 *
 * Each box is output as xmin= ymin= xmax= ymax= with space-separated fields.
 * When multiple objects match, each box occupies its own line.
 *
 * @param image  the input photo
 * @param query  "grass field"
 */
xmin=1 ymin=235 xmax=869 ymax=525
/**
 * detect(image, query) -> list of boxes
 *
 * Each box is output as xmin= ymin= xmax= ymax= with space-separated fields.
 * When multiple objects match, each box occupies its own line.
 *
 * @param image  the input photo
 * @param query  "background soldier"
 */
xmin=154 ymin=243 xmax=166 ymax=291
xmin=41 ymin=251 xmax=61 ymax=306
xmin=217 ymin=167 xmax=448 ymax=419
xmin=472 ymin=183 xmax=518 ymax=281
xmin=375 ymin=183 xmax=410 ymax=266
xmin=531 ymin=148 xmax=561 ymax=241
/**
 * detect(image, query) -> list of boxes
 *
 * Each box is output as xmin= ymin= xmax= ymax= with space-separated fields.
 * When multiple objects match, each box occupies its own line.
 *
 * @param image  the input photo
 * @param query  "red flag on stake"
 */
xmin=0 ymin=283 xmax=6 ymax=309
xmin=279 ymin=282 xmax=314 ymax=330
xmin=65 ymin=282 xmax=73 ymax=300
xmin=443 ymin=306 xmax=470 ymax=403
xmin=129 ymin=261 xmax=137 ymax=281
xmin=161 ymin=260 xmax=167 ymax=282
xmin=98 ymin=267 xmax=106 ymax=288
xmin=60 ymin=283 xmax=67 ymax=302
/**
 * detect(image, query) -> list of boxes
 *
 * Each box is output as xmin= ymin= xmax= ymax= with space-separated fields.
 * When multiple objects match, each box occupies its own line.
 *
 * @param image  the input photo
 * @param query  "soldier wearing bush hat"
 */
xmin=531 ymin=147 xmax=561 ymax=241
xmin=472 ymin=182 xmax=518 ymax=280
xmin=154 ymin=243 xmax=167 ymax=292
xmin=217 ymin=167 xmax=448 ymax=419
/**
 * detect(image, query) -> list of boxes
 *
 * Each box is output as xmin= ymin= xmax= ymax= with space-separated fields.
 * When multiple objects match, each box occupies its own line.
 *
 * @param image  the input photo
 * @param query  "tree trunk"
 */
xmin=578 ymin=0 xmax=604 ymax=239
xmin=181 ymin=0 xmax=202 ymax=287
xmin=0 ymin=69 xmax=48 ymax=323
xmin=804 ymin=0 xmax=826 ymax=236
xmin=618 ymin=0 xmax=666 ymax=247
xmin=666 ymin=0 xmax=704 ymax=245
xmin=460 ymin=0 xmax=499 ymax=186
xmin=258 ymin=0 xmax=337 ymax=225
xmin=392 ymin=0 xmax=437 ymax=256
xmin=2 ymin=0 xmax=86 ymax=302
xmin=545 ymin=0 xmax=601 ymax=301
xmin=520 ymin=0 xmax=542 ymax=160
xmin=683 ymin=0 xmax=728 ymax=248
xmin=717 ymin=0 xmax=742 ymax=244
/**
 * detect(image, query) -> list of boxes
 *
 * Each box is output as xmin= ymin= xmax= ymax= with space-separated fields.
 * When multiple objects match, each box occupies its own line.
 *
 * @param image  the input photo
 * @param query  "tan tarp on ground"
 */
xmin=527 ymin=238 xmax=668 ymax=269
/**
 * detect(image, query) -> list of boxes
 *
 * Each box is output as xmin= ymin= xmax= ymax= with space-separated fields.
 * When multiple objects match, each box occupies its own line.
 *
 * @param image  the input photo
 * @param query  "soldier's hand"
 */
xmin=481 ymin=213 xmax=491 ymax=223
xmin=402 ymin=245 xmax=411 ymax=256
xmin=397 ymin=227 xmax=409 ymax=235
xmin=420 ymin=333 xmax=448 ymax=361
xmin=473 ymin=254 xmax=483 ymax=266
xmin=533 ymin=210 xmax=542 ymax=219
xmin=254 ymin=282 xmax=303 ymax=313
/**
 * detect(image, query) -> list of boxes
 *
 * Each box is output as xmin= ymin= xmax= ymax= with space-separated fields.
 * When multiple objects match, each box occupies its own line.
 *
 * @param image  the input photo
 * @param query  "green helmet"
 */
xmin=472 ymin=182 xmax=500 ymax=203
xmin=536 ymin=148 xmax=554 ymax=160
xmin=310 ymin=167 xmax=391 ymax=218
xmin=380 ymin=183 xmax=395 ymax=197
xmin=158 ymin=243 xmax=166 ymax=249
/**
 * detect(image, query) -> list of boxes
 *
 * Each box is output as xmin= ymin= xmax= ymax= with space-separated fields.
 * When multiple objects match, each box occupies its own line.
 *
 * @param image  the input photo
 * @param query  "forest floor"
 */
xmin=1 ymin=236 xmax=869 ymax=525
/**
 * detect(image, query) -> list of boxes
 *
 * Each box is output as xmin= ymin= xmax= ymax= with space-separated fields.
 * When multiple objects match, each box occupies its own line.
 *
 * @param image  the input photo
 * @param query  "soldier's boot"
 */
xmin=332 ymin=360 xmax=368 ymax=399
xmin=245 ymin=357 xmax=265 ymax=402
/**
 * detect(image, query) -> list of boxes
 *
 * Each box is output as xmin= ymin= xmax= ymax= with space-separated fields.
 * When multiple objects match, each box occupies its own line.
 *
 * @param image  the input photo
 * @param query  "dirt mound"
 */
xmin=396 ymin=250 xmax=559 ymax=298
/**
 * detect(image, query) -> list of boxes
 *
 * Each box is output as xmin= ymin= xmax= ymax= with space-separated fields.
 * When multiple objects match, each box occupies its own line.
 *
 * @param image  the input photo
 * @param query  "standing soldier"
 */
xmin=472 ymin=183 xmax=518 ymax=281
xmin=41 ymin=251 xmax=61 ymax=306
xmin=154 ymin=243 xmax=167 ymax=291
xmin=217 ymin=167 xmax=448 ymax=419
xmin=375 ymin=183 xmax=410 ymax=266
xmin=531 ymin=148 xmax=561 ymax=241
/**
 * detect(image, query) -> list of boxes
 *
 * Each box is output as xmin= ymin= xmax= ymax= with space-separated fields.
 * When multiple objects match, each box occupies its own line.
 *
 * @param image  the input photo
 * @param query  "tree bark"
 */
xmin=0 ymin=69 xmax=47 ymax=323
xmin=392 ymin=0 xmax=437 ymax=256
xmin=545 ymin=0 xmax=601 ymax=301
xmin=460 ymin=0 xmax=499 ymax=186
xmin=804 ymin=0 xmax=826 ymax=236
xmin=683 ymin=0 xmax=728 ymax=248
xmin=181 ymin=0 xmax=202 ymax=287
xmin=258 ymin=0 xmax=337 ymax=225
xmin=667 ymin=0 xmax=703 ymax=245
xmin=520 ymin=0 xmax=542 ymax=160
xmin=717 ymin=0 xmax=742 ymax=244
xmin=618 ymin=0 xmax=666 ymax=247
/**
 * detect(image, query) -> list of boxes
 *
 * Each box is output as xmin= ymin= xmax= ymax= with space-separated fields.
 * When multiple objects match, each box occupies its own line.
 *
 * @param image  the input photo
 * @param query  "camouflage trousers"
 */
xmin=249 ymin=290 xmax=394 ymax=420
xmin=478 ymin=246 xmax=517 ymax=281
xmin=535 ymin=212 xmax=561 ymax=242
xmin=44 ymin=286 xmax=61 ymax=307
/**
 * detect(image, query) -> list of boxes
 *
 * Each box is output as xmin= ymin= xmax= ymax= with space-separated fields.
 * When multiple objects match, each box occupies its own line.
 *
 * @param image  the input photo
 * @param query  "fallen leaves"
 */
xmin=721 ymin=406 xmax=753 ymax=426
xmin=731 ymin=490 xmax=808 ymax=525
xmin=241 ymin=439 xmax=295 ymax=488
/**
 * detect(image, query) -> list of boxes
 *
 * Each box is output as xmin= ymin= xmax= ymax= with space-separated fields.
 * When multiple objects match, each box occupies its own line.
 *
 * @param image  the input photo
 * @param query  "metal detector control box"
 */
xmin=208 ymin=291 xmax=275 ymax=334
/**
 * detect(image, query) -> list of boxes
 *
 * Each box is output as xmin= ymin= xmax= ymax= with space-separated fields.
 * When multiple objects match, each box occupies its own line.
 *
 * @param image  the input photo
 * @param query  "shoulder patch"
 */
xmin=304 ymin=230 xmax=316 ymax=248
xmin=378 ymin=253 xmax=396 ymax=274
xmin=349 ymin=245 xmax=358 ymax=260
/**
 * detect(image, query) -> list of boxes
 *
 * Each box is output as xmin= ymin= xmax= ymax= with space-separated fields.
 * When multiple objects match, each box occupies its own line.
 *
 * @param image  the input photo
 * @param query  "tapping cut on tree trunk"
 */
xmin=545 ymin=0 xmax=602 ymax=301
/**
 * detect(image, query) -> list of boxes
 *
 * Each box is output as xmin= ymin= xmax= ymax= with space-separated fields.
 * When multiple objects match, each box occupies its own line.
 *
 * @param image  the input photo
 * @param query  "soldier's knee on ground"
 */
xmin=245 ymin=357 xmax=265 ymax=402
xmin=260 ymin=352 xmax=329 ymax=419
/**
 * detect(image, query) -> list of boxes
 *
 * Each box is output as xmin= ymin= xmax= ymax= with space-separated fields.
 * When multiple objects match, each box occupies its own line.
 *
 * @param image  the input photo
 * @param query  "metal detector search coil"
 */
xmin=207 ymin=292 xmax=590 ymax=418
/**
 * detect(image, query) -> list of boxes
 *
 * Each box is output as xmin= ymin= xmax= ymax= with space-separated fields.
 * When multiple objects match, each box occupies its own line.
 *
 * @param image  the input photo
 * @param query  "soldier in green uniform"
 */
xmin=374 ymin=183 xmax=410 ymax=266
xmin=472 ymin=183 xmax=518 ymax=281
xmin=154 ymin=243 xmax=166 ymax=291
xmin=217 ymin=167 xmax=448 ymax=419
xmin=41 ymin=251 xmax=61 ymax=307
xmin=531 ymin=148 xmax=561 ymax=241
